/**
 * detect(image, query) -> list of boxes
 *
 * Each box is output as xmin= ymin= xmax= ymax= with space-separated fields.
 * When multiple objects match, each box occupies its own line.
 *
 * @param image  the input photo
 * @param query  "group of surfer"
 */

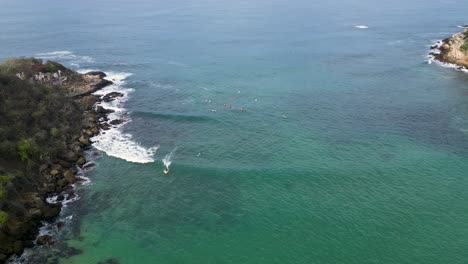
xmin=205 ymin=99 xmax=251 ymax=113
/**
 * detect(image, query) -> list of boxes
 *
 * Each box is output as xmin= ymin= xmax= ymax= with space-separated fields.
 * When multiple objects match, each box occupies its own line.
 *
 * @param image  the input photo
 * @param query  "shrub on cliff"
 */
xmin=461 ymin=42 xmax=468 ymax=52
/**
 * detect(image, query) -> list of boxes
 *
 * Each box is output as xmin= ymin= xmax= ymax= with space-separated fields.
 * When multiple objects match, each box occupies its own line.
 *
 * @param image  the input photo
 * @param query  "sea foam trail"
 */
xmin=77 ymin=70 xmax=159 ymax=163
xmin=36 ymin=51 xmax=94 ymax=67
xmin=163 ymin=147 xmax=177 ymax=169
xmin=354 ymin=25 xmax=369 ymax=29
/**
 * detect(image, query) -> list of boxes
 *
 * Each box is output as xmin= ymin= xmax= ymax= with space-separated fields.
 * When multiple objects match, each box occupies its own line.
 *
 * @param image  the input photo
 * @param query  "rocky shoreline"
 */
xmin=0 ymin=60 xmax=124 ymax=263
xmin=430 ymin=29 xmax=468 ymax=69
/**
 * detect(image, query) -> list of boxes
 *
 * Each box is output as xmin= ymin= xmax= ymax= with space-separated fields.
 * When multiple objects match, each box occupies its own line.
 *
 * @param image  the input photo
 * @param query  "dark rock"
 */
xmin=85 ymin=71 xmax=107 ymax=78
xmin=39 ymin=164 xmax=49 ymax=172
xmin=57 ymin=195 xmax=65 ymax=202
xmin=66 ymin=192 xmax=76 ymax=201
xmin=79 ymin=135 xmax=91 ymax=146
xmin=82 ymin=162 xmax=96 ymax=170
xmin=57 ymin=221 xmax=65 ymax=230
xmin=102 ymin=92 xmax=124 ymax=102
xmin=42 ymin=203 xmax=62 ymax=220
xmin=63 ymin=169 xmax=76 ymax=184
xmin=59 ymin=151 xmax=78 ymax=163
xmin=76 ymin=157 xmax=86 ymax=166
xmin=57 ymin=159 xmax=73 ymax=168
xmin=60 ymin=246 xmax=82 ymax=258
xmin=93 ymin=79 xmax=113 ymax=90
xmin=96 ymin=106 xmax=115 ymax=114
xmin=36 ymin=235 xmax=53 ymax=246
xmin=109 ymin=119 xmax=124 ymax=126
xmin=13 ymin=241 xmax=24 ymax=255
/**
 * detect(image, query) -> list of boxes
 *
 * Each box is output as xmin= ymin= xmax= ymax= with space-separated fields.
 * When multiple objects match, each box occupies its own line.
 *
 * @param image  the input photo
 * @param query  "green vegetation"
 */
xmin=17 ymin=138 xmax=33 ymax=161
xmin=460 ymin=42 xmax=468 ymax=52
xmin=0 ymin=211 xmax=7 ymax=226
xmin=0 ymin=58 xmax=82 ymax=220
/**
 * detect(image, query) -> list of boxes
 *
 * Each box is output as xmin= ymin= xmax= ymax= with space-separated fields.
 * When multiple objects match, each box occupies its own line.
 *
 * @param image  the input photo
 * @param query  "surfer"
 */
xmin=164 ymin=168 xmax=169 ymax=175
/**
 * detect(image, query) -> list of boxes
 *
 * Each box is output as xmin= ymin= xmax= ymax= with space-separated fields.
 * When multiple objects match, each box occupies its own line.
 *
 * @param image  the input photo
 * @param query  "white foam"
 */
xmin=354 ymin=25 xmax=369 ymax=29
xmin=83 ymin=71 xmax=159 ymax=163
xmin=36 ymin=51 xmax=73 ymax=56
xmin=35 ymin=50 xmax=94 ymax=66
xmin=92 ymin=129 xmax=159 ymax=163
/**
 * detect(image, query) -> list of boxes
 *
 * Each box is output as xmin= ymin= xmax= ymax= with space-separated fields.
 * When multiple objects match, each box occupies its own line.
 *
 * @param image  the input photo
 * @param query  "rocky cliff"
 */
xmin=0 ymin=58 xmax=118 ymax=263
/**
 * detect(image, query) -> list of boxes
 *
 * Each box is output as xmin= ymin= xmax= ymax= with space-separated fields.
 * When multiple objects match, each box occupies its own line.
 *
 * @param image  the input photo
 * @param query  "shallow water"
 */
xmin=1 ymin=0 xmax=468 ymax=263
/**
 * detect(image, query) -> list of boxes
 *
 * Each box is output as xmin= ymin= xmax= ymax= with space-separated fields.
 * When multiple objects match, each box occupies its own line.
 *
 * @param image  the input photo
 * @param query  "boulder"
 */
xmin=96 ymin=106 xmax=115 ymax=114
xmin=110 ymin=119 xmax=124 ymax=126
xmin=42 ymin=203 xmax=62 ymax=220
xmin=84 ymin=71 xmax=107 ymax=78
xmin=102 ymin=92 xmax=124 ymax=102
xmin=63 ymin=169 xmax=76 ymax=184
xmin=441 ymin=44 xmax=450 ymax=50
xmin=79 ymin=135 xmax=90 ymax=145
xmin=36 ymin=235 xmax=53 ymax=246
xmin=59 ymin=151 xmax=78 ymax=163
xmin=50 ymin=169 xmax=59 ymax=177
xmin=76 ymin=157 xmax=86 ymax=166
xmin=57 ymin=160 xmax=73 ymax=168
xmin=82 ymin=162 xmax=96 ymax=170
xmin=93 ymin=79 xmax=113 ymax=90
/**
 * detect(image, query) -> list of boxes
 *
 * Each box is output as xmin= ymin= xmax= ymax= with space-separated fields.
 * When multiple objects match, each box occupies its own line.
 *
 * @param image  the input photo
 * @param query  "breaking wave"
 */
xmin=78 ymin=70 xmax=159 ymax=163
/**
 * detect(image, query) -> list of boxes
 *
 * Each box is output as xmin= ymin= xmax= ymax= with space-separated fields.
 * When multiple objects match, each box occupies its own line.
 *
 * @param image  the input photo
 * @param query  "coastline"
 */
xmin=429 ymin=29 xmax=468 ymax=70
xmin=0 ymin=59 xmax=124 ymax=263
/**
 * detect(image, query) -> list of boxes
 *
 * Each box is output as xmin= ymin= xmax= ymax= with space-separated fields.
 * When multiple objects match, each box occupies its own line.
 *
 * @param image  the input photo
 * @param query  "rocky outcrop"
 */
xmin=433 ymin=30 xmax=468 ymax=68
xmin=0 ymin=60 xmax=115 ymax=263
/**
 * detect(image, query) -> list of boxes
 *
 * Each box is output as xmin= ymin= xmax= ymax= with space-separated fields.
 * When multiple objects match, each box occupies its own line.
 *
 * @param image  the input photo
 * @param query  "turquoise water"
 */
xmin=2 ymin=0 xmax=468 ymax=263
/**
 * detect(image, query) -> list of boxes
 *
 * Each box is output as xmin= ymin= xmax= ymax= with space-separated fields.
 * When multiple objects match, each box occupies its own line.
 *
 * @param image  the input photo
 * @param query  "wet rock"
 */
xmin=76 ymin=157 xmax=86 ymax=166
xmin=79 ymin=135 xmax=90 ymax=145
xmin=42 ymin=203 xmax=62 ymax=220
xmin=109 ymin=119 xmax=124 ymax=126
xmin=96 ymin=106 xmax=115 ymax=114
xmin=37 ymin=235 xmax=53 ymax=246
xmin=60 ymin=246 xmax=82 ymax=258
xmin=82 ymin=162 xmax=96 ymax=170
xmin=66 ymin=192 xmax=76 ymax=201
xmin=102 ymin=92 xmax=124 ymax=102
xmin=57 ymin=221 xmax=65 ymax=230
xmin=57 ymin=195 xmax=65 ymax=202
xmin=85 ymin=71 xmax=107 ymax=78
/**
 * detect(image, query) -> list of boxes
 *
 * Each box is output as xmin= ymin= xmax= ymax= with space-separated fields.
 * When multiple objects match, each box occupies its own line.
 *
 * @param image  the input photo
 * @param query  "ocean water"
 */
xmin=1 ymin=0 xmax=468 ymax=263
